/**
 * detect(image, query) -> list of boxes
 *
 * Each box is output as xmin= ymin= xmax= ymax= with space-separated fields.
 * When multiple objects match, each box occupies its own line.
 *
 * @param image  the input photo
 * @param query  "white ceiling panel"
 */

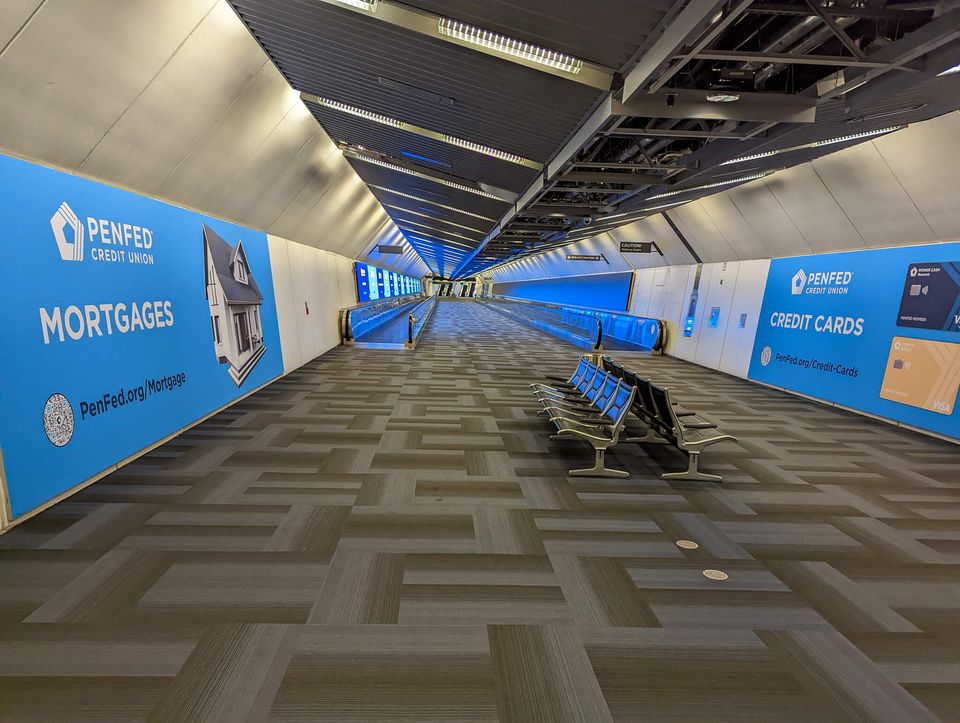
xmin=0 ymin=0 xmax=43 ymax=48
xmin=156 ymin=62 xmax=291 ymax=203
xmin=871 ymin=111 xmax=960 ymax=241
xmin=211 ymin=103 xmax=322 ymax=223
xmin=697 ymin=193 xmax=770 ymax=260
xmin=669 ymin=203 xmax=738 ymax=263
xmin=0 ymin=0 xmax=215 ymax=168
xmin=79 ymin=1 xmax=265 ymax=191
xmin=811 ymin=141 xmax=937 ymax=248
xmin=725 ymin=181 xmax=812 ymax=259
xmin=762 ymin=162 xmax=865 ymax=254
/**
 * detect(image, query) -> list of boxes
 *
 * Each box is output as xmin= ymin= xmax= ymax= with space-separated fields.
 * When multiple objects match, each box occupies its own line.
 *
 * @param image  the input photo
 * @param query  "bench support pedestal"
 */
xmin=569 ymin=449 xmax=629 ymax=478
xmin=661 ymin=451 xmax=722 ymax=482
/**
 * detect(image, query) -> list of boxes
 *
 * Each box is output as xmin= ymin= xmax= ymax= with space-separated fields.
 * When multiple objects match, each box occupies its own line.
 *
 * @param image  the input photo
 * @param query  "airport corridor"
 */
xmin=1 ymin=299 xmax=957 ymax=721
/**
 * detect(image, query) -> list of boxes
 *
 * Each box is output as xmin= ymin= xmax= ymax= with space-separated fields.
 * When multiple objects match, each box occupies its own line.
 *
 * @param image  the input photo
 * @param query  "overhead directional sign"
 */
xmin=567 ymin=254 xmax=606 ymax=262
xmin=620 ymin=241 xmax=653 ymax=253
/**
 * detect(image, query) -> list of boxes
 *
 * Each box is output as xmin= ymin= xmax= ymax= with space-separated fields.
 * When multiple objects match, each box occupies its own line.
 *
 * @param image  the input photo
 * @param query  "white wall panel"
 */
xmin=267 ymin=235 xmax=302 ymax=374
xmin=629 ymin=268 xmax=656 ymax=316
xmin=719 ymin=259 xmax=769 ymax=378
xmin=693 ymin=262 xmax=739 ymax=370
xmin=669 ymin=265 xmax=711 ymax=362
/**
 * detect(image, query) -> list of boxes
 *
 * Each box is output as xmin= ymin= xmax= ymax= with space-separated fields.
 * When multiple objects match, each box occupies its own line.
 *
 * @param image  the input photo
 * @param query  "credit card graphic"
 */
xmin=896 ymin=261 xmax=960 ymax=331
xmin=879 ymin=336 xmax=960 ymax=415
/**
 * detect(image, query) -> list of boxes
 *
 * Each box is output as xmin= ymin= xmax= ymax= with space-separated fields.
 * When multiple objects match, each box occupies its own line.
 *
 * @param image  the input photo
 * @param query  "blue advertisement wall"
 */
xmin=493 ymin=271 xmax=633 ymax=311
xmin=749 ymin=243 xmax=960 ymax=439
xmin=0 ymin=154 xmax=284 ymax=518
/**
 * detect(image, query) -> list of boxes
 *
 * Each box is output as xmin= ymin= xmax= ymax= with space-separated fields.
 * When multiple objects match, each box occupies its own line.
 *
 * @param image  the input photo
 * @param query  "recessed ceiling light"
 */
xmin=314 ymin=96 xmax=404 ymax=127
xmin=706 ymin=92 xmax=740 ymax=103
xmin=331 ymin=0 xmax=378 ymax=11
xmin=437 ymin=18 xmax=583 ymax=75
xmin=647 ymin=172 xmax=770 ymax=200
xmin=368 ymin=185 xmax=496 ymax=221
xmin=814 ymin=125 xmax=907 ymax=147
xmin=440 ymin=135 xmax=525 ymax=165
xmin=719 ymin=150 xmax=780 ymax=166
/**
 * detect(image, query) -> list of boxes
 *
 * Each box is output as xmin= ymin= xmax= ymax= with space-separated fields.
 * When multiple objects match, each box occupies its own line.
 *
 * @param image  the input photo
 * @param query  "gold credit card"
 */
xmin=879 ymin=337 xmax=960 ymax=415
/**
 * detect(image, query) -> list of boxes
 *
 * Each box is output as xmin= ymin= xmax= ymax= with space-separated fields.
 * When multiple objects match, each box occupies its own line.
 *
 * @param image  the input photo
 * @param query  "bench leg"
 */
xmin=569 ymin=449 xmax=629 ymax=478
xmin=661 ymin=451 xmax=722 ymax=482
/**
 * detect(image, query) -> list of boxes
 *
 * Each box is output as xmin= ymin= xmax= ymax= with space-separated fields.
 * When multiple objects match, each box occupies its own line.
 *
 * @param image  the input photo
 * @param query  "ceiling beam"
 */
xmin=649 ymin=0 xmax=755 ymax=93
xmin=685 ymin=50 xmax=889 ymax=68
xmin=622 ymin=0 xmax=727 ymax=101
xmin=804 ymin=0 xmax=867 ymax=60
xmin=605 ymin=128 xmax=749 ymax=139
xmin=748 ymin=2 xmax=926 ymax=21
xmin=613 ymin=89 xmax=818 ymax=123
xmin=819 ymin=7 xmax=960 ymax=99
xmin=558 ymin=171 xmax=664 ymax=185
xmin=571 ymin=161 xmax=686 ymax=171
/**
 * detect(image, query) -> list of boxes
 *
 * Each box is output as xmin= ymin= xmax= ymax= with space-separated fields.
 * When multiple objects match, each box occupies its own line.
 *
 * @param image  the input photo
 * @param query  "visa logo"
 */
xmin=955 ymin=315 xmax=960 ymax=324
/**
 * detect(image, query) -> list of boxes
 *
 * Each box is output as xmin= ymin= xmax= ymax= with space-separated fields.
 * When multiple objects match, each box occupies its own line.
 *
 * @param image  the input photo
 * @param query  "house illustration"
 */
xmin=203 ymin=224 xmax=266 ymax=386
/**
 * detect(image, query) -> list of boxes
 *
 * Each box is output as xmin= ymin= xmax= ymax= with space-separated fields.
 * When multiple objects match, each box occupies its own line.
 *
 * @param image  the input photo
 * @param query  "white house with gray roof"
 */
xmin=203 ymin=224 xmax=266 ymax=386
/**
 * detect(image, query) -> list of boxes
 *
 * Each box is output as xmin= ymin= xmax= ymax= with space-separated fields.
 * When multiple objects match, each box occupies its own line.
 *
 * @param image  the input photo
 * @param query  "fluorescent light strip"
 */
xmin=314 ymin=96 xmax=403 ymax=127
xmin=395 ymin=218 xmax=481 ymax=243
xmin=369 ymin=185 xmax=495 ymax=221
xmin=440 ymin=135 xmax=524 ymax=164
xmin=354 ymin=156 xmax=501 ymax=199
xmin=405 ymin=233 xmax=473 ymax=250
xmin=331 ymin=0 xmax=378 ymax=10
xmin=938 ymin=63 xmax=960 ymax=76
xmin=813 ymin=125 xmax=907 ymax=147
xmin=719 ymin=150 xmax=779 ymax=166
xmin=383 ymin=205 xmax=486 ymax=233
xmin=721 ymin=125 xmax=906 ymax=165
xmin=437 ymin=18 xmax=583 ymax=75
xmin=647 ymin=172 xmax=770 ymax=200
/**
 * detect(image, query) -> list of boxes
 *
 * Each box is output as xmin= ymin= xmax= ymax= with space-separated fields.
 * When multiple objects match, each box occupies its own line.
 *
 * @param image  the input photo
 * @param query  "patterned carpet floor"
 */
xmin=1 ymin=299 xmax=958 ymax=721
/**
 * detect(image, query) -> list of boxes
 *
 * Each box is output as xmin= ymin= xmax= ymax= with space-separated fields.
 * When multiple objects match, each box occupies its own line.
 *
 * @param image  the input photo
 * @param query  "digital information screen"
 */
xmin=355 ymin=263 xmax=422 ymax=303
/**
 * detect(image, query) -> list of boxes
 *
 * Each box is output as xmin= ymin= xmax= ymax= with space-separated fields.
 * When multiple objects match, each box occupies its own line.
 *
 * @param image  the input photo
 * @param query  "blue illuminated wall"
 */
xmin=0 ymin=153 xmax=284 ymax=518
xmin=492 ymin=271 xmax=633 ymax=311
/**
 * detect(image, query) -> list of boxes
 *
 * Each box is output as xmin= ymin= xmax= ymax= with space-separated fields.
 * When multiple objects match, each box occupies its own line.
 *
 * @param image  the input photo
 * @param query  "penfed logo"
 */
xmin=790 ymin=268 xmax=853 ymax=296
xmin=50 ymin=203 xmax=85 ymax=262
xmin=50 ymin=201 xmax=156 ymax=266
xmin=791 ymin=269 xmax=806 ymax=295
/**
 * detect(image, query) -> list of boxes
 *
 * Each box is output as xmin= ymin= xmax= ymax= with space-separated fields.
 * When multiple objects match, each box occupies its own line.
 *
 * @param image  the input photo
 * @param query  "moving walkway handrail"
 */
xmin=339 ymin=292 xmax=425 ymax=344
xmin=488 ymin=295 xmax=664 ymax=352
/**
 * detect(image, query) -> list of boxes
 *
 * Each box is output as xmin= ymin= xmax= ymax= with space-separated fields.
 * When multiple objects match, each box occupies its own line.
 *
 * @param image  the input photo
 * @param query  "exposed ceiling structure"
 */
xmin=227 ymin=0 xmax=960 ymax=278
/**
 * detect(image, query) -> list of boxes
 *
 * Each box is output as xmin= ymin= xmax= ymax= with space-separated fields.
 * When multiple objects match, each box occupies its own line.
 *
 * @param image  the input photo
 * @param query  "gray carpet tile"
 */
xmin=0 ymin=299 xmax=957 ymax=721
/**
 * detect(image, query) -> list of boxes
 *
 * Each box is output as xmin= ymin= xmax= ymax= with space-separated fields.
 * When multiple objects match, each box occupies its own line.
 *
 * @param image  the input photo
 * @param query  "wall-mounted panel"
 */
xmin=719 ymin=259 xmax=770 ymax=379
